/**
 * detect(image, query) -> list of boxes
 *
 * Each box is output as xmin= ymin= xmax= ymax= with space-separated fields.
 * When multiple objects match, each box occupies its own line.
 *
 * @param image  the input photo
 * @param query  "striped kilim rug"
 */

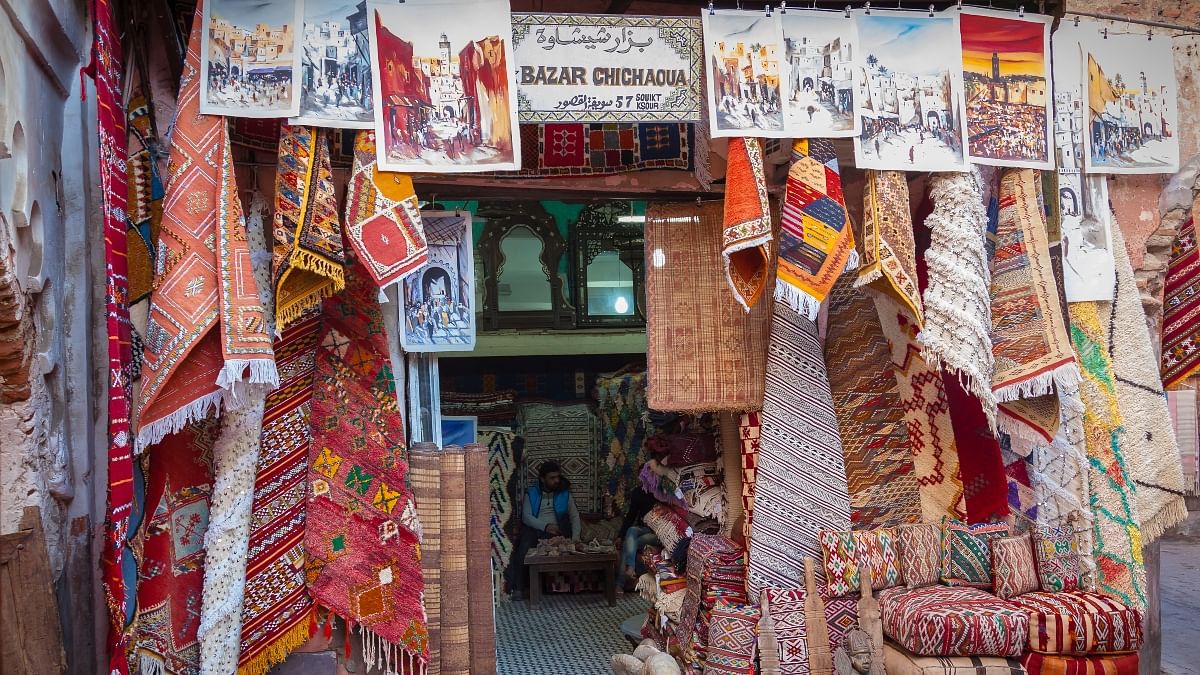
xmin=747 ymin=302 xmax=850 ymax=600
xmin=1161 ymin=218 xmax=1200 ymax=388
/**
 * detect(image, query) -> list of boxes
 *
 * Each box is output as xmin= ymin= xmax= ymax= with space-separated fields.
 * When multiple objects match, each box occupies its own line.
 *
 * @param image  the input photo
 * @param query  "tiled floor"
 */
xmin=496 ymin=592 xmax=649 ymax=675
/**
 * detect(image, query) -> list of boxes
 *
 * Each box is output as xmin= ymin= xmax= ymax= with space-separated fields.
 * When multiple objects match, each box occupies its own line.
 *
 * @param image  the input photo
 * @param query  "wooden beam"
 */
xmin=606 ymin=0 xmax=637 ymax=13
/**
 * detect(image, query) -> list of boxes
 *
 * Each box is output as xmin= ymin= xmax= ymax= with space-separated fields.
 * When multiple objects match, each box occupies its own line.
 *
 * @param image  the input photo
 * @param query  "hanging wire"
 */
xmin=1065 ymin=10 xmax=1200 ymax=36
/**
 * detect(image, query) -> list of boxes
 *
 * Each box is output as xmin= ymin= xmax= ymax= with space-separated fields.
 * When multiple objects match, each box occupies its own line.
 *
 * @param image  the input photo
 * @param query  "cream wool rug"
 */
xmin=1108 ymin=226 xmax=1189 ymax=543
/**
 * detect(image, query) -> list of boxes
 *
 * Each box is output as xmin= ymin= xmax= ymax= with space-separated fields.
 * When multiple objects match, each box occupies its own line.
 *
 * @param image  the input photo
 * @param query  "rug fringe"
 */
xmin=773 ymin=281 xmax=821 ymax=321
xmin=135 ymin=389 xmax=226 ymax=452
xmin=722 ymin=233 xmax=773 ymax=313
xmin=919 ymin=339 xmax=997 ymax=429
xmin=358 ymin=622 xmax=427 ymax=675
xmin=996 ymin=411 xmax=1050 ymax=457
xmin=216 ymin=358 xmax=281 ymax=402
xmin=275 ymin=283 xmax=339 ymax=337
xmin=853 ymin=263 xmax=883 ymax=288
xmin=288 ymin=247 xmax=346 ymax=289
xmin=993 ymin=362 xmax=1081 ymax=403
xmin=236 ymin=616 xmax=313 ymax=675
xmin=1140 ymin=496 xmax=1188 ymax=544
xmin=138 ymin=650 xmax=168 ymax=675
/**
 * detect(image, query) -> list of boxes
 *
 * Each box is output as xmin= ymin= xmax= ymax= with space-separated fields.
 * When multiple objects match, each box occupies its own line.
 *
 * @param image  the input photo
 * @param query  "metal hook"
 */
xmin=928 ymin=4 xmax=934 ymax=16
xmin=864 ymin=1 xmax=870 ymax=15
xmin=709 ymin=1 xmax=715 ymax=14
xmin=1103 ymin=27 xmax=1108 ymax=39
xmin=1148 ymin=28 xmax=1153 ymax=40
xmin=780 ymin=0 xmax=786 ymax=14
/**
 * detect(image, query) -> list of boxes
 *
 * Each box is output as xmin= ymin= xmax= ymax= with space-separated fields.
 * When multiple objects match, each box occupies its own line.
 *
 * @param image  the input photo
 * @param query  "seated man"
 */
xmin=618 ymin=483 xmax=659 ymax=585
xmin=506 ymin=461 xmax=582 ymax=599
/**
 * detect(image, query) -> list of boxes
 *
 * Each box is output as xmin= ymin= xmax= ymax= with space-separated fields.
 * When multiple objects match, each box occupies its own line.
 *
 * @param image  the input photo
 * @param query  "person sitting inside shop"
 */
xmin=507 ymin=461 xmax=582 ymax=599
xmin=618 ymin=483 xmax=659 ymax=587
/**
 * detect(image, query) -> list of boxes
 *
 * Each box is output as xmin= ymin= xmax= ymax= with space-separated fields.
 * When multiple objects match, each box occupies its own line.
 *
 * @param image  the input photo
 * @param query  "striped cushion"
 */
xmin=1008 ymin=591 xmax=1142 ymax=655
xmin=879 ymin=585 xmax=1028 ymax=657
xmin=991 ymin=534 xmax=1039 ymax=600
xmin=897 ymin=523 xmax=941 ymax=588
xmin=884 ymin=642 xmax=1027 ymax=674
xmin=941 ymin=519 xmax=1009 ymax=588
xmin=1020 ymin=652 xmax=1138 ymax=675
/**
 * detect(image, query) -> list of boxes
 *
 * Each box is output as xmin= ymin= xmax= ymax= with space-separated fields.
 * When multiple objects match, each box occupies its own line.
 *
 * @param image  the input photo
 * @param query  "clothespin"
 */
xmin=1018 ymin=5 xmax=1025 ymax=18
xmin=844 ymin=4 xmax=852 ymax=17
xmin=780 ymin=0 xmax=787 ymax=14
xmin=709 ymin=1 xmax=715 ymax=15
xmin=765 ymin=4 xmax=772 ymax=17
xmin=928 ymin=4 xmax=935 ymax=17
xmin=864 ymin=1 xmax=871 ymax=15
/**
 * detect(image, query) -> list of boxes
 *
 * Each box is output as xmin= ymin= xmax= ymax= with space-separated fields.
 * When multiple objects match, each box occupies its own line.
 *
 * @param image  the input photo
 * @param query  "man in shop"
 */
xmin=507 ymin=461 xmax=583 ymax=599
xmin=617 ymin=483 xmax=659 ymax=588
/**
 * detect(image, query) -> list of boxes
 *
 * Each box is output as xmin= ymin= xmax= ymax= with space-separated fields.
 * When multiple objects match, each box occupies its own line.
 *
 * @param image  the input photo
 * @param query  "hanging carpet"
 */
xmin=480 ymin=427 xmax=523 ymax=594
xmin=747 ymin=302 xmax=850 ymax=600
xmin=722 ymin=137 xmax=773 ymax=311
xmin=739 ymin=411 xmax=761 ymax=548
xmin=645 ymin=201 xmax=772 ymax=412
xmin=1162 ymin=217 xmax=1200 ymax=388
xmin=857 ymin=170 xmax=924 ymax=328
xmin=596 ymin=369 xmax=650 ymax=515
xmin=943 ymin=371 xmax=1011 ymax=524
xmin=493 ymin=122 xmax=697 ymax=176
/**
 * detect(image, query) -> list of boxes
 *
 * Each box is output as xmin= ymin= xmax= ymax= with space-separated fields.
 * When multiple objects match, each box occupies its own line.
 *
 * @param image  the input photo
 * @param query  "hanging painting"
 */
xmin=852 ymin=10 xmax=968 ymax=171
xmin=702 ymin=9 xmax=787 ymax=138
xmin=290 ymin=1 xmax=374 ymax=128
xmin=511 ymin=14 xmax=702 ymax=123
xmin=1052 ymin=21 xmax=1116 ymax=302
xmin=1082 ymin=28 xmax=1179 ymax=174
xmin=199 ymin=0 xmax=304 ymax=118
xmin=779 ymin=10 xmax=859 ymax=137
xmin=401 ymin=211 xmax=476 ymax=352
xmin=959 ymin=9 xmax=1053 ymax=169
xmin=368 ymin=0 xmax=522 ymax=173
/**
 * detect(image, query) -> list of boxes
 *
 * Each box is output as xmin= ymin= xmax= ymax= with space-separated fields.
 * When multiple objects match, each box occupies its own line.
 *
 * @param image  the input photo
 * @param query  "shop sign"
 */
xmin=512 ymin=14 xmax=702 ymax=123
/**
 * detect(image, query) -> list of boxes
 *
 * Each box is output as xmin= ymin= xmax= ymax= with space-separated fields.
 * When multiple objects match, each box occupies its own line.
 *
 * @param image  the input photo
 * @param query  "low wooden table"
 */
xmin=525 ymin=550 xmax=618 ymax=608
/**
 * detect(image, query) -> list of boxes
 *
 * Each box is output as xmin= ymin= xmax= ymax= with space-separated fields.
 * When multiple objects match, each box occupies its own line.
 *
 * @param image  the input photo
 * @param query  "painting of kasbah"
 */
xmin=1084 ymin=32 xmax=1179 ymax=174
xmin=780 ymin=11 xmax=858 ymax=137
xmin=201 ymin=0 xmax=303 ymax=117
xmin=292 ymin=1 xmax=373 ymax=128
xmin=854 ymin=11 xmax=968 ymax=172
xmin=369 ymin=0 xmax=521 ymax=173
xmin=960 ymin=10 xmax=1053 ymax=169
xmin=703 ymin=9 xmax=786 ymax=138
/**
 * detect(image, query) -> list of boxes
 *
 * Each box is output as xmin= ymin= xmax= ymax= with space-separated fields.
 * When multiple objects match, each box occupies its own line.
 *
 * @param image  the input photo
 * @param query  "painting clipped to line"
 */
xmin=1051 ymin=22 xmax=1114 ymax=302
xmin=702 ymin=9 xmax=786 ymax=138
xmin=779 ymin=10 xmax=859 ymax=138
xmin=402 ymin=211 xmax=476 ymax=352
xmin=200 ymin=0 xmax=304 ymax=118
xmin=511 ymin=14 xmax=703 ymax=123
xmin=368 ymin=0 xmax=522 ymax=173
xmin=959 ymin=9 xmax=1053 ymax=169
xmin=1082 ymin=29 xmax=1179 ymax=174
xmin=853 ymin=10 xmax=968 ymax=172
xmin=290 ymin=1 xmax=374 ymax=128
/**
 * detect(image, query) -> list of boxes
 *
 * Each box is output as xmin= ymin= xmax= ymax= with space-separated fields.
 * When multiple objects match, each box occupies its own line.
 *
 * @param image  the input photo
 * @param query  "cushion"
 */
xmin=884 ymin=641 xmax=1027 ymax=674
xmin=853 ymin=528 xmax=902 ymax=590
xmin=819 ymin=529 xmax=860 ymax=597
xmin=762 ymin=586 xmax=859 ymax=675
xmin=705 ymin=600 xmax=759 ymax=675
xmin=1030 ymin=525 xmax=1084 ymax=593
xmin=649 ymin=432 xmax=719 ymax=466
xmin=1007 ymin=591 xmax=1142 ymax=655
xmin=879 ymin=585 xmax=1029 ymax=657
xmin=991 ymin=534 xmax=1039 ymax=600
xmin=1020 ymin=652 xmax=1138 ymax=675
xmin=678 ymin=462 xmax=726 ymax=521
xmin=941 ymin=519 xmax=1010 ymax=588
xmin=897 ymin=523 xmax=941 ymax=588
xmin=644 ymin=503 xmax=691 ymax=556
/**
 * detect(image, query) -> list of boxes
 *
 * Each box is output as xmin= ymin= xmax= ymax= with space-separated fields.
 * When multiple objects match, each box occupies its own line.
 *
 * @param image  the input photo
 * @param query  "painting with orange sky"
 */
xmin=959 ymin=10 xmax=1053 ymax=169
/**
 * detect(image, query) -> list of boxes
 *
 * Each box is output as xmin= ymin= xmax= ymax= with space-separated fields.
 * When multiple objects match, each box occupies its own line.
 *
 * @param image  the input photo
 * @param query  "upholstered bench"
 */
xmin=878 ymin=585 xmax=1029 ymax=657
xmin=884 ymin=641 xmax=1027 ymax=674
xmin=1007 ymin=591 xmax=1142 ymax=655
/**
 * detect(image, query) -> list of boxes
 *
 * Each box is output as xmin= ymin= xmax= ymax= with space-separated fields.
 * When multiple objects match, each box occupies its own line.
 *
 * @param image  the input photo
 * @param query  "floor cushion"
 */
xmin=1021 ymin=652 xmax=1139 ymax=675
xmin=941 ymin=519 xmax=1010 ymax=588
xmin=1007 ymin=591 xmax=1142 ymax=655
xmin=879 ymin=585 xmax=1029 ymax=657
xmin=884 ymin=641 xmax=1027 ymax=674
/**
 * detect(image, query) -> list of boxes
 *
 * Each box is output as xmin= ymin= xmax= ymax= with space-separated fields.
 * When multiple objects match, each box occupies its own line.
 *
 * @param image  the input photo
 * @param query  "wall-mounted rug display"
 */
xmin=400 ymin=211 xmax=475 ymax=351
xmin=368 ymin=0 xmax=521 ymax=172
xmin=853 ymin=10 xmax=968 ymax=171
xmin=289 ymin=1 xmax=374 ymax=129
xmin=778 ymin=11 xmax=860 ymax=138
xmin=958 ymin=9 xmax=1053 ymax=169
xmin=199 ymin=0 xmax=303 ymax=118
xmin=1161 ymin=217 xmax=1200 ymax=388
xmin=702 ymin=9 xmax=786 ymax=138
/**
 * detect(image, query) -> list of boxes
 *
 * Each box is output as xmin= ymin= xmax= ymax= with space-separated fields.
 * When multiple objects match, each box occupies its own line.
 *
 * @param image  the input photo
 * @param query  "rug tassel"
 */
xmin=993 ymin=362 xmax=1081 ymax=403
xmin=1141 ymin=497 xmax=1189 ymax=544
xmin=138 ymin=651 xmax=168 ymax=675
xmin=135 ymin=389 xmax=226 ymax=452
xmin=324 ymin=613 xmax=333 ymax=641
xmin=287 ymin=247 xmax=346 ymax=289
xmin=344 ymin=619 xmax=353 ymax=658
xmin=853 ymin=263 xmax=884 ymax=288
xmin=237 ymin=617 xmax=314 ymax=675
xmin=773 ymin=281 xmax=822 ymax=321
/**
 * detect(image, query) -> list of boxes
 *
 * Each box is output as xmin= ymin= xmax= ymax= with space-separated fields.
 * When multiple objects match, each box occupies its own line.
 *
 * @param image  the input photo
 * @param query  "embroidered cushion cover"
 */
xmin=1031 ymin=525 xmax=1084 ymax=593
xmin=819 ymin=530 xmax=860 ymax=597
xmin=1007 ymin=591 xmax=1143 ymax=655
xmin=991 ymin=533 xmax=1039 ymax=600
xmin=878 ymin=585 xmax=1028 ymax=657
xmin=941 ymin=519 xmax=1010 ymax=588
xmin=853 ymin=529 xmax=902 ymax=591
xmin=897 ymin=523 xmax=941 ymax=589
xmin=883 ymin=642 xmax=1026 ymax=674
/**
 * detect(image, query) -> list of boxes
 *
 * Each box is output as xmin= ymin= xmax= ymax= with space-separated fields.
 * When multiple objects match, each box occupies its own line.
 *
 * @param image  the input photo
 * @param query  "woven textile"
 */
xmin=343 ymin=130 xmax=429 ymax=289
xmin=441 ymin=390 xmax=518 ymax=426
xmin=520 ymin=402 xmax=599 ymax=513
xmin=991 ymin=534 xmax=1039 ymax=600
xmin=499 ymin=122 xmax=695 ymax=176
xmin=1000 ymin=395 xmax=1062 ymax=451
xmin=1004 ymin=446 xmax=1040 ymax=529
xmin=858 ymin=170 xmax=924 ymax=328
xmin=1068 ymin=302 xmax=1146 ymax=611
xmin=1162 ymin=218 xmax=1200 ymax=388
xmin=854 ymin=529 xmax=902 ymax=590
xmin=818 ymin=530 xmax=860 ymax=598
xmin=306 ymin=254 xmax=428 ymax=670
xmin=464 ymin=444 xmax=498 ymax=674
xmin=136 ymin=5 xmax=276 ymax=449
xmin=1027 ymin=384 xmax=1094 ymax=577
xmin=884 ymin=643 xmax=1026 ymax=675
xmin=480 ymin=427 xmax=523 ymax=591
xmin=125 ymin=92 xmax=165 ymax=307
xmin=1107 ymin=225 xmax=1189 ymax=543
xmin=704 ymin=601 xmax=760 ymax=675
xmin=1021 ymin=652 xmax=1138 ymax=675
xmin=94 ymin=0 xmax=135 ymax=667
xmin=646 ymin=503 xmax=692 ymax=556
xmin=133 ymin=424 xmax=217 ymax=675
xmin=878 ymin=585 xmax=1029 ymax=657
xmin=676 ymin=535 xmax=748 ymax=669
xmin=761 ymin=586 xmax=859 ymax=675
xmin=920 ymin=169 xmax=995 ymax=416
xmin=723 ymin=137 xmax=773 ymax=311
xmin=896 ymin=523 xmax=941 ymax=589
xmin=825 ymin=279 xmax=921 ymax=529
xmin=1031 ymin=525 xmax=1085 ymax=593
xmin=740 ymin=412 xmax=761 ymax=546
xmin=748 ymin=302 xmax=851 ymax=599
xmin=777 ymin=139 xmax=858 ymax=319
xmin=941 ymin=519 xmax=1009 ymax=588
xmin=645 ymin=202 xmax=771 ymax=412
xmin=720 ymin=413 xmax=745 ymax=540
xmin=440 ymin=448 xmax=470 ymax=675
xmin=237 ymin=316 xmax=320 ymax=675
xmin=944 ymin=372 xmax=1010 ymax=524
xmin=1009 ymin=591 xmax=1142 ymax=656
xmin=272 ymin=125 xmax=345 ymax=332
xmin=596 ymin=370 xmax=650 ymax=514
xmin=990 ymin=169 xmax=1078 ymax=403
xmin=409 ymin=444 xmax=442 ymax=674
